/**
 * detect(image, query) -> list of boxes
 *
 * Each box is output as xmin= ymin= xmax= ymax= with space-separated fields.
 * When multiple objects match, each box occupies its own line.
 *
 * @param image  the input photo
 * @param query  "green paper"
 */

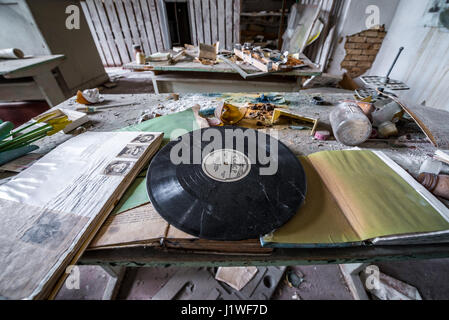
xmin=113 ymin=108 xmax=199 ymax=214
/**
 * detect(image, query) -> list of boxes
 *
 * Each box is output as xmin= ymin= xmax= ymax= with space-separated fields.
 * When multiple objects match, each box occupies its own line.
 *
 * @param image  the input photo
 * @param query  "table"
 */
xmin=123 ymin=54 xmax=322 ymax=94
xmin=4 ymin=89 xmax=448 ymax=300
xmin=3 ymin=90 xmax=449 ymax=270
xmin=0 ymin=55 xmax=66 ymax=107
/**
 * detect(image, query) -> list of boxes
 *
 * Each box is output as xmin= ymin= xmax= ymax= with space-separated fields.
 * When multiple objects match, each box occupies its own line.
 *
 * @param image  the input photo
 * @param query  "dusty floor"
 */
xmin=55 ymin=69 xmax=449 ymax=300
xmin=55 ymin=259 xmax=449 ymax=300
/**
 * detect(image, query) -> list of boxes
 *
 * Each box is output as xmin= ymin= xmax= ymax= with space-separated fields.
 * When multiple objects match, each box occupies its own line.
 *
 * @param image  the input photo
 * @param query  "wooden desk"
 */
xmin=6 ymin=91 xmax=449 ymax=268
xmin=123 ymin=54 xmax=322 ymax=94
xmin=0 ymin=55 xmax=66 ymax=107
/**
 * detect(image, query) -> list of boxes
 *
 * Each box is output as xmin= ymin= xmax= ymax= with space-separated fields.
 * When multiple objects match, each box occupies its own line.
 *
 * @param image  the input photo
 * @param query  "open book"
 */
xmin=0 ymin=131 xmax=163 ymax=299
xmin=89 ymin=203 xmax=272 ymax=255
xmin=262 ymin=150 xmax=449 ymax=248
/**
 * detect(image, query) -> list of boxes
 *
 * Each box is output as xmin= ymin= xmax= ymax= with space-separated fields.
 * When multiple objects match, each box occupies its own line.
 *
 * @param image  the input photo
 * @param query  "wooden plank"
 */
xmin=104 ymin=0 xmax=131 ymax=63
xmin=194 ymin=0 xmax=204 ymax=44
xmin=131 ymin=0 xmax=152 ymax=55
xmin=93 ymin=0 xmax=122 ymax=65
xmin=80 ymin=242 xmax=449 ymax=268
xmin=234 ymin=48 xmax=268 ymax=72
xmin=114 ymin=0 xmax=135 ymax=60
xmin=233 ymin=0 xmax=240 ymax=45
xmin=202 ymin=0 xmax=211 ymax=44
xmin=123 ymin=0 xmax=144 ymax=55
xmin=148 ymin=0 xmax=164 ymax=51
xmin=33 ymin=70 xmax=66 ymax=107
xmin=225 ymin=0 xmax=233 ymax=50
xmin=188 ymin=0 xmax=197 ymax=46
xmin=1 ymin=55 xmax=65 ymax=77
xmin=80 ymin=1 xmax=107 ymax=65
xmin=155 ymin=0 xmax=170 ymax=50
xmin=217 ymin=0 xmax=226 ymax=48
xmin=85 ymin=0 xmax=115 ymax=66
xmin=139 ymin=0 xmax=158 ymax=53
xmin=209 ymin=0 xmax=218 ymax=44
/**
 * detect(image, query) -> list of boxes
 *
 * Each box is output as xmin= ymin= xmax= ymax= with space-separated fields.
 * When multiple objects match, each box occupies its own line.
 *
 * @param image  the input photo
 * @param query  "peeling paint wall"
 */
xmin=327 ymin=0 xmax=400 ymax=76
xmin=341 ymin=26 xmax=386 ymax=78
xmin=368 ymin=0 xmax=449 ymax=111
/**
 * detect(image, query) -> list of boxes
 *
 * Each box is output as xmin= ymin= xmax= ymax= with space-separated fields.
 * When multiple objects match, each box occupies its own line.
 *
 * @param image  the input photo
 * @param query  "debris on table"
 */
xmin=245 ymin=102 xmax=276 ymax=125
xmin=434 ymin=150 xmax=449 ymax=166
xmin=419 ymin=158 xmax=442 ymax=175
xmin=0 ymin=48 xmax=24 ymax=59
xmin=169 ymin=93 xmax=179 ymax=101
xmin=314 ymin=130 xmax=331 ymax=141
xmin=76 ymin=102 xmax=134 ymax=113
xmin=233 ymin=43 xmax=306 ymax=73
xmin=137 ymin=109 xmax=162 ymax=123
xmin=219 ymin=103 xmax=246 ymax=125
xmin=272 ymin=108 xmax=319 ymax=136
xmin=147 ymin=52 xmax=171 ymax=62
xmin=133 ymin=44 xmax=145 ymax=65
xmin=329 ymin=101 xmax=372 ymax=146
xmin=0 ymin=109 xmax=75 ymax=166
xmin=253 ymin=93 xmax=287 ymax=105
xmin=418 ymin=173 xmax=449 ymax=200
xmin=198 ymin=42 xmax=219 ymax=61
xmin=193 ymin=42 xmax=220 ymax=65
xmin=76 ymin=88 xmax=103 ymax=104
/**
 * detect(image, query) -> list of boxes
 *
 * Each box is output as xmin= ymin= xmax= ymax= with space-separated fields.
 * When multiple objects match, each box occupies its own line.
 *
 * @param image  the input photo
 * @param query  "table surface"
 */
xmin=123 ymin=53 xmax=322 ymax=77
xmin=5 ymin=90 xmax=449 ymax=267
xmin=0 ymin=55 xmax=65 ymax=76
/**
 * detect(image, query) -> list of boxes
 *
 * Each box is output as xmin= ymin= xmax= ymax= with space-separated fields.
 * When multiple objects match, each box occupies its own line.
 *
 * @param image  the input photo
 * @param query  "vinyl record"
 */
xmin=146 ymin=126 xmax=307 ymax=241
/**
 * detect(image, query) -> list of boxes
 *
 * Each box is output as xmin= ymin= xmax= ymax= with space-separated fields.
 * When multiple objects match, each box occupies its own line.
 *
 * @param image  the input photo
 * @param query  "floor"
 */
xmin=6 ymin=68 xmax=447 ymax=300
xmin=0 ymin=101 xmax=50 ymax=127
xmin=55 ymin=259 xmax=449 ymax=300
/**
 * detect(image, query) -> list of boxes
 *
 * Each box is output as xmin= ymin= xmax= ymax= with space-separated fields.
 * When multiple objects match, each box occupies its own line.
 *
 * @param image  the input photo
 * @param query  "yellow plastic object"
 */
xmin=34 ymin=109 xmax=65 ymax=123
xmin=361 ymin=96 xmax=372 ymax=103
xmin=271 ymin=109 xmax=319 ymax=136
xmin=76 ymin=90 xmax=90 ymax=105
xmin=33 ymin=109 xmax=72 ymax=136
xmin=220 ymin=103 xmax=246 ymax=125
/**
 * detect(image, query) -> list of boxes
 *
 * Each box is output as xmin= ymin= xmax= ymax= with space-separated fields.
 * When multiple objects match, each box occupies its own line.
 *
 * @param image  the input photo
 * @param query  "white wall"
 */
xmin=368 ymin=0 xmax=449 ymax=111
xmin=327 ymin=0 xmax=400 ymax=75
xmin=0 ymin=0 xmax=108 ymax=94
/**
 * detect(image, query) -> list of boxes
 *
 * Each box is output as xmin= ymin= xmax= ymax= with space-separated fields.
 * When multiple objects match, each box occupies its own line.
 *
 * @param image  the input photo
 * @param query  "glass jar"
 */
xmin=329 ymin=101 xmax=372 ymax=146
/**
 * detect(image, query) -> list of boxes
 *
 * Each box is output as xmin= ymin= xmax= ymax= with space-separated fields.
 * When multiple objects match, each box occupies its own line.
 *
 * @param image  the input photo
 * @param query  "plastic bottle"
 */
xmin=329 ymin=101 xmax=372 ymax=146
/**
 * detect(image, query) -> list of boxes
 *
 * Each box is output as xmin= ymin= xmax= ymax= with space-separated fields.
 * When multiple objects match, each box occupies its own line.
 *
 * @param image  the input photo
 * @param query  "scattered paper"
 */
xmin=215 ymin=267 xmax=258 ymax=291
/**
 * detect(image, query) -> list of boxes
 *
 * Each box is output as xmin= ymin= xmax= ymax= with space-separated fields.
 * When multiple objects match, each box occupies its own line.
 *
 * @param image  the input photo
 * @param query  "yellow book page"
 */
xmin=309 ymin=150 xmax=449 ymax=240
xmin=263 ymin=157 xmax=361 ymax=245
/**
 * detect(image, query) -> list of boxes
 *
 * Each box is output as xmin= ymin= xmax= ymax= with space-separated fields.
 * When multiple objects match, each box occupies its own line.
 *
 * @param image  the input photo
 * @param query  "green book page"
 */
xmin=120 ymin=107 xmax=200 ymax=145
xmin=112 ymin=108 xmax=200 ymax=214
xmin=309 ymin=150 xmax=449 ymax=241
xmin=263 ymin=157 xmax=362 ymax=246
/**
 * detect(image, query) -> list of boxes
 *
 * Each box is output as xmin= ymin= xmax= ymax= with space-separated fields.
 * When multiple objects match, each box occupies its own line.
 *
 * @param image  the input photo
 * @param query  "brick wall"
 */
xmin=341 ymin=26 xmax=387 ymax=78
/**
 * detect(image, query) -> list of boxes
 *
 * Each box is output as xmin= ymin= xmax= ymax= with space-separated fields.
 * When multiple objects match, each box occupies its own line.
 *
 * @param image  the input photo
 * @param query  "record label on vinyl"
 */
xmin=147 ymin=126 xmax=307 ymax=241
xmin=202 ymin=149 xmax=251 ymax=182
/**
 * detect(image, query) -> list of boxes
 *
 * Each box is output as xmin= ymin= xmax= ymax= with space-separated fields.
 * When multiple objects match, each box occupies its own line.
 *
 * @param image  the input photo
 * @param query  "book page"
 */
xmin=0 ymin=131 xmax=162 ymax=299
xmin=89 ymin=203 xmax=169 ymax=249
xmin=262 ymin=157 xmax=361 ymax=246
xmin=309 ymin=150 xmax=449 ymax=241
